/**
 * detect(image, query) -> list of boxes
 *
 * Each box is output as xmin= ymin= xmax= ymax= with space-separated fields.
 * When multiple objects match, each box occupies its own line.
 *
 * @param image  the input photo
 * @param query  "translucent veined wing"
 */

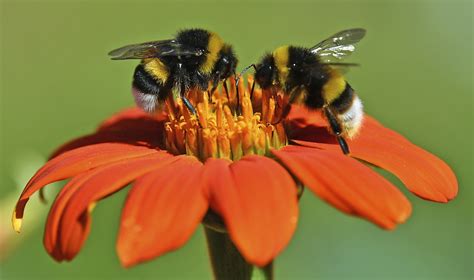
xmin=310 ymin=28 xmax=366 ymax=63
xmin=108 ymin=39 xmax=206 ymax=60
xmin=322 ymin=62 xmax=360 ymax=74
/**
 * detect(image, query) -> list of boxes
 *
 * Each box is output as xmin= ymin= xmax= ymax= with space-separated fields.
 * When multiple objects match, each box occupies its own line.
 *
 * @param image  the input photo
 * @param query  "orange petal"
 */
xmin=204 ymin=156 xmax=298 ymax=267
xmin=117 ymin=156 xmax=207 ymax=267
xmin=272 ymin=146 xmax=412 ymax=230
xmin=12 ymin=143 xmax=160 ymax=232
xmin=44 ymin=152 xmax=177 ymax=261
xmin=286 ymin=105 xmax=326 ymax=127
xmin=51 ymin=108 xmax=165 ymax=158
xmin=96 ymin=107 xmax=162 ymax=130
xmin=288 ymin=107 xmax=458 ymax=202
xmin=43 ymin=172 xmax=94 ymax=261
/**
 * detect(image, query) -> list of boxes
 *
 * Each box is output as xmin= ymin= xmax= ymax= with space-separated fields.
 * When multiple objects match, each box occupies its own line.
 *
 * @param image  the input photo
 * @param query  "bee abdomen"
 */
xmin=132 ymin=64 xmax=170 ymax=113
xmin=330 ymin=83 xmax=364 ymax=138
xmin=133 ymin=64 xmax=164 ymax=95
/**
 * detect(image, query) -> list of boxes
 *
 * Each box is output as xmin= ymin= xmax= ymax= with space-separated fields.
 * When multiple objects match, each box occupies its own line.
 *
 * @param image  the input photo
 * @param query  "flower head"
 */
xmin=13 ymin=77 xmax=457 ymax=267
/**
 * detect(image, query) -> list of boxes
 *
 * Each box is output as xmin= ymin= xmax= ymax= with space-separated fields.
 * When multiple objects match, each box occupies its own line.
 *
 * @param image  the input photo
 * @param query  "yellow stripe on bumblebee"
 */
xmin=322 ymin=68 xmax=346 ymax=103
xmin=272 ymin=46 xmax=290 ymax=86
xmin=201 ymin=32 xmax=224 ymax=74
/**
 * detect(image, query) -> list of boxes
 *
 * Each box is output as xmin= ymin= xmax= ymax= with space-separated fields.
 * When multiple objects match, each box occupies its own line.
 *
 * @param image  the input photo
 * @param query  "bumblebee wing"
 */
xmin=321 ymin=62 xmax=360 ymax=74
xmin=309 ymin=28 xmax=366 ymax=63
xmin=108 ymin=39 xmax=205 ymax=60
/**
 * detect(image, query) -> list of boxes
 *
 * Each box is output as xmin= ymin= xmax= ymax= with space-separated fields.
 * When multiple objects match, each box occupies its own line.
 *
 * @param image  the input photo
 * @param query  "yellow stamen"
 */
xmin=201 ymin=128 xmax=217 ymax=160
xmin=165 ymin=123 xmax=180 ymax=155
xmin=240 ymin=124 xmax=253 ymax=156
xmin=185 ymin=128 xmax=199 ymax=158
xmin=228 ymin=78 xmax=237 ymax=107
xmin=165 ymin=98 xmax=177 ymax=122
xmin=241 ymin=95 xmax=253 ymax=123
xmin=217 ymin=133 xmax=231 ymax=159
xmin=197 ymin=103 xmax=208 ymax=129
xmin=163 ymin=76 xmax=289 ymax=161
xmin=216 ymin=101 xmax=223 ymax=128
xmin=265 ymin=96 xmax=276 ymax=124
xmin=174 ymin=123 xmax=186 ymax=153
xmin=223 ymin=105 xmax=235 ymax=130
xmin=255 ymin=127 xmax=266 ymax=154
xmin=228 ymin=131 xmax=242 ymax=160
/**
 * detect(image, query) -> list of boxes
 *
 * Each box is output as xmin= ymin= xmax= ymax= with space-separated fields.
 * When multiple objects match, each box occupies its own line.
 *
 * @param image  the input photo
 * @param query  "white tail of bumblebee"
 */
xmin=132 ymin=86 xmax=164 ymax=114
xmin=341 ymin=95 xmax=364 ymax=139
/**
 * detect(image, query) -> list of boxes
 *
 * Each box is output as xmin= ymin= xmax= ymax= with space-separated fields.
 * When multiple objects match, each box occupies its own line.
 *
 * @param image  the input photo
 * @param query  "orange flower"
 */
xmin=12 ymin=77 xmax=457 ymax=268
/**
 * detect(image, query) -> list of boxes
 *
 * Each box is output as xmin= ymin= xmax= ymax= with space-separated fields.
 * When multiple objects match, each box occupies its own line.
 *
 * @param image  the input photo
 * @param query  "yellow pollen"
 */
xmin=163 ymin=76 xmax=289 ymax=162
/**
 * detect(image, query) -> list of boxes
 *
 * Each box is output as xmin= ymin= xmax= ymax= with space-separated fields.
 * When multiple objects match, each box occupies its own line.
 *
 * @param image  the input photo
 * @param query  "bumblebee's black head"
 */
xmin=212 ymin=44 xmax=238 ymax=81
xmin=254 ymin=54 xmax=277 ymax=89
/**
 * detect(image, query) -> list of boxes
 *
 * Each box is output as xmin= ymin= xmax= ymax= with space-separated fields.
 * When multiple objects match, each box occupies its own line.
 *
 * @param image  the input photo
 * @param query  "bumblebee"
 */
xmin=250 ymin=28 xmax=366 ymax=154
xmin=108 ymin=28 xmax=238 ymax=114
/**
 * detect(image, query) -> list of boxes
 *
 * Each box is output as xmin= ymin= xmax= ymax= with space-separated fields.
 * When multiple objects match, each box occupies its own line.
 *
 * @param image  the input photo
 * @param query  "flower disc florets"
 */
xmin=164 ymin=77 xmax=288 ymax=161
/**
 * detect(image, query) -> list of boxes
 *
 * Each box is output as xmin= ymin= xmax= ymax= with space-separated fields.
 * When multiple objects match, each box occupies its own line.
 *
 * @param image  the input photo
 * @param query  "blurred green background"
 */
xmin=1 ymin=0 xmax=472 ymax=279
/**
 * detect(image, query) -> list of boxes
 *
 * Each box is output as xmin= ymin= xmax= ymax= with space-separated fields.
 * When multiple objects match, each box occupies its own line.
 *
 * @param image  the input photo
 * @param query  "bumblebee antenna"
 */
xmin=237 ymin=64 xmax=258 ymax=80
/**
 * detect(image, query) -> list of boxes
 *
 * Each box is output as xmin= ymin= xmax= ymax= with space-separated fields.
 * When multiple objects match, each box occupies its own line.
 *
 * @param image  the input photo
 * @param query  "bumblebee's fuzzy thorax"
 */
xmin=257 ymin=45 xmax=325 ymax=93
xmin=176 ymin=29 xmax=225 ymax=74
xmin=175 ymin=28 xmax=210 ymax=49
xmin=285 ymin=46 xmax=324 ymax=92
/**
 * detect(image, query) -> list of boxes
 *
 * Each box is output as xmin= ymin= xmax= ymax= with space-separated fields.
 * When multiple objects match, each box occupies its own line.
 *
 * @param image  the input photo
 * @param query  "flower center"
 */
xmin=163 ymin=77 xmax=288 ymax=161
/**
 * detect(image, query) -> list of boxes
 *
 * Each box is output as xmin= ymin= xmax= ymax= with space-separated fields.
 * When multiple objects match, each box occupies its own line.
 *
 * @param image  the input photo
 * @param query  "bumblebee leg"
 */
xmin=180 ymin=84 xmax=197 ymax=115
xmin=182 ymin=96 xmax=197 ymax=115
xmin=207 ymin=77 xmax=228 ymax=102
xmin=235 ymin=87 xmax=241 ymax=115
xmin=271 ymin=87 xmax=301 ymax=125
xmin=250 ymin=79 xmax=256 ymax=101
xmin=236 ymin=64 xmax=258 ymax=114
xmin=235 ymin=78 xmax=241 ymax=115
xmin=223 ymin=79 xmax=230 ymax=100
xmin=271 ymin=103 xmax=291 ymax=125
xmin=323 ymin=106 xmax=350 ymax=155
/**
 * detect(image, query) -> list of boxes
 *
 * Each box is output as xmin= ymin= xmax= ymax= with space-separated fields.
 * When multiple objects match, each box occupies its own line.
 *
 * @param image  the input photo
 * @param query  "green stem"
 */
xmin=204 ymin=226 xmax=273 ymax=280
